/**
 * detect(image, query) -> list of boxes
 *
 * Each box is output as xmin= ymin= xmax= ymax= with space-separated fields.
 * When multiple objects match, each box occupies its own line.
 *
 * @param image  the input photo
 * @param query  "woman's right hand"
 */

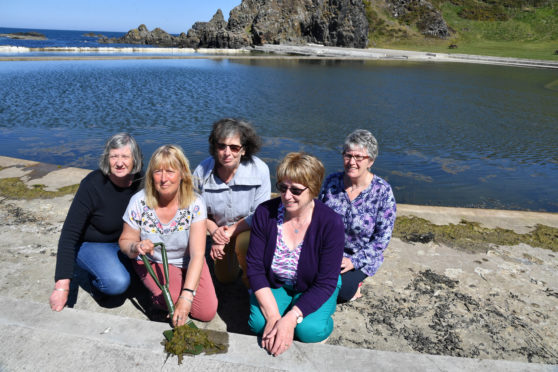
xmin=210 ymin=243 xmax=226 ymax=260
xmin=132 ymin=239 xmax=154 ymax=256
xmin=49 ymin=279 xmax=70 ymax=311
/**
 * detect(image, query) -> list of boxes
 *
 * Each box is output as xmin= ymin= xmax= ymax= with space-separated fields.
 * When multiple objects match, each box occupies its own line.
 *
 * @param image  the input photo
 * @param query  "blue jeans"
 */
xmin=248 ymin=276 xmax=342 ymax=343
xmin=76 ymin=242 xmax=131 ymax=296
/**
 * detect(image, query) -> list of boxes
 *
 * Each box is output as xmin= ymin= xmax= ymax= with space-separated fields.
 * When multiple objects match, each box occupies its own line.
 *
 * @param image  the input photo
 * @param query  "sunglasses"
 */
xmin=217 ymin=143 xmax=243 ymax=153
xmin=276 ymin=182 xmax=308 ymax=196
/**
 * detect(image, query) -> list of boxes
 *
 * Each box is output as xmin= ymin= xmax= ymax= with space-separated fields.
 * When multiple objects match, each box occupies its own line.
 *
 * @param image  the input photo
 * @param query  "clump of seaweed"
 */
xmin=163 ymin=323 xmax=228 ymax=364
xmin=394 ymin=216 xmax=558 ymax=252
xmin=0 ymin=177 xmax=79 ymax=199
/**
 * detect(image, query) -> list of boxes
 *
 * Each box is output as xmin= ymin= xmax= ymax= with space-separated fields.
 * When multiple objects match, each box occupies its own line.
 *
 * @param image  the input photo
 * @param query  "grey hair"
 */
xmin=99 ymin=132 xmax=143 ymax=176
xmin=343 ymin=129 xmax=378 ymax=161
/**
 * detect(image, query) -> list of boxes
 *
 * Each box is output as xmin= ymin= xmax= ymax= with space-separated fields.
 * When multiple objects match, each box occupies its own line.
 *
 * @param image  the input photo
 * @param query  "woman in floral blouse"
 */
xmin=319 ymin=129 xmax=396 ymax=303
xmin=119 ymin=145 xmax=217 ymax=326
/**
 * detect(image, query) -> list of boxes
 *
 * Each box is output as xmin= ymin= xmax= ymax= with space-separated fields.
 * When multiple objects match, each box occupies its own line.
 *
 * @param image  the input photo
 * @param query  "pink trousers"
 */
xmin=133 ymin=258 xmax=218 ymax=322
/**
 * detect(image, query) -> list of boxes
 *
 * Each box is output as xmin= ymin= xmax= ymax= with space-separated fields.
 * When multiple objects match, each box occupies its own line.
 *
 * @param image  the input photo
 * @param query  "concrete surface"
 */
xmin=1 ymin=296 xmax=555 ymax=372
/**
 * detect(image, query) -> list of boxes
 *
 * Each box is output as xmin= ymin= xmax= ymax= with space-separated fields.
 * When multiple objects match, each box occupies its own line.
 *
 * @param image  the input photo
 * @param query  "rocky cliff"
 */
xmin=101 ymin=0 xmax=370 ymax=49
xmin=100 ymin=0 xmax=454 ymax=49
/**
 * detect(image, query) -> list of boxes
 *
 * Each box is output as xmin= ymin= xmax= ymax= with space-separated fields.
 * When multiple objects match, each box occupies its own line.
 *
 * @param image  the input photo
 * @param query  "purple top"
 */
xmin=319 ymin=172 xmax=396 ymax=277
xmin=246 ymin=197 xmax=344 ymax=317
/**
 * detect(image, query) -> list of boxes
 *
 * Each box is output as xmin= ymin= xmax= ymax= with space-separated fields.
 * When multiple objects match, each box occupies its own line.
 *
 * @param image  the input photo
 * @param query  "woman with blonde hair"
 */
xmin=247 ymin=152 xmax=344 ymax=356
xmin=120 ymin=145 xmax=217 ymax=326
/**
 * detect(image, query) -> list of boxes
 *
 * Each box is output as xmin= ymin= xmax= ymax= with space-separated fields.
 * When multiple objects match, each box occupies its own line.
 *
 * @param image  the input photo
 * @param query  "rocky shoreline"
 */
xmin=1 ymin=155 xmax=557 ymax=365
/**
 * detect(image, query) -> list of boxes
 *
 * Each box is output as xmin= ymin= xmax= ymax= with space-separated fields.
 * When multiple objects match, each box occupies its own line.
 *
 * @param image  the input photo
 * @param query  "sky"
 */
xmin=0 ymin=0 xmax=242 ymax=34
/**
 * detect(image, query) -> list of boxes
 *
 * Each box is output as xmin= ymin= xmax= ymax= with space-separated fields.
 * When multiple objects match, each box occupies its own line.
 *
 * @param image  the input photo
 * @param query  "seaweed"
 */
xmin=163 ymin=322 xmax=228 ymax=364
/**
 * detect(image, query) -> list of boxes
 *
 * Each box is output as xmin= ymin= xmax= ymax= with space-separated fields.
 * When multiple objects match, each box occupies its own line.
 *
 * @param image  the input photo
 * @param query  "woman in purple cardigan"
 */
xmin=246 ymin=152 xmax=344 ymax=357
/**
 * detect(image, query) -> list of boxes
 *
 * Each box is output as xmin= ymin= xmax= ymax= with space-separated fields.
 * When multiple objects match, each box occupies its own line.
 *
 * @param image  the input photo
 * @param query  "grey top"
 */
xmin=123 ymin=189 xmax=207 ymax=268
xmin=193 ymin=156 xmax=271 ymax=227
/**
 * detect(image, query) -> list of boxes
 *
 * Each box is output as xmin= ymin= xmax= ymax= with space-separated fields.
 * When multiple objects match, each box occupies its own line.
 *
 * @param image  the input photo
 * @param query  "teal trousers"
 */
xmin=248 ymin=276 xmax=341 ymax=343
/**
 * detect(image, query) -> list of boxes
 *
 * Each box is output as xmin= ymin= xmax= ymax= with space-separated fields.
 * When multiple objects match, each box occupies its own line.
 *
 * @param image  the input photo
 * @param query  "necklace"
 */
xmin=288 ymin=204 xmax=313 ymax=234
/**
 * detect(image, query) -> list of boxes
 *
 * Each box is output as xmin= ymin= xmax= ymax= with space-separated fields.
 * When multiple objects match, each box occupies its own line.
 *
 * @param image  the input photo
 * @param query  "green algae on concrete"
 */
xmin=0 ymin=177 xmax=79 ymax=199
xmin=163 ymin=322 xmax=228 ymax=364
xmin=394 ymin=216 xmax=558 ymax=253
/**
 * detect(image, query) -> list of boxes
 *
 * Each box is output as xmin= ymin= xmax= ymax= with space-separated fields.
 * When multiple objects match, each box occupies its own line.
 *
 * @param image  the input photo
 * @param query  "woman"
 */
xmin=50 ymin=133 xmax=143 ymax=312
xmin=246 ymin=152 xmax=344 ymax=357
xmin=119 ymin=145 xmax=217 ymax=326
xmin=319 ymin=129 xmax=396 ymax=303
xmin=193 ymin=118 xmax=270 ymax=286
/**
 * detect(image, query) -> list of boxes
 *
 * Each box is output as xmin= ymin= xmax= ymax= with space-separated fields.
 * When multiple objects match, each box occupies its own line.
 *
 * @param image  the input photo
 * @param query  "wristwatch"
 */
xmin=293 ymin=308 xmax=303 ymax=324
xmin=182 ymin=288 xmax=196 ymax=297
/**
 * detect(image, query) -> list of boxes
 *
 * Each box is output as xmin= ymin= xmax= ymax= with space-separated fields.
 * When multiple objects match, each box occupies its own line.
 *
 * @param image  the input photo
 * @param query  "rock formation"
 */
xmin=386 ymin=0 xmax=451 ymax=38
xmin=101 ymin=0 xmax=370 ymax=49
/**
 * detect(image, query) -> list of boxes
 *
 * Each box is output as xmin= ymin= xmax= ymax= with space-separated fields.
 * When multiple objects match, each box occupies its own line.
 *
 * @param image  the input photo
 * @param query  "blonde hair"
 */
xmin=276 ymin=152 xmax=324 ymax=199
xmin=145 ymin=144 xmax=195 ymax=209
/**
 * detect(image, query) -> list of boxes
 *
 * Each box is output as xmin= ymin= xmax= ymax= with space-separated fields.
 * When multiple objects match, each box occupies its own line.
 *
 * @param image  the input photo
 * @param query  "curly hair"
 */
xmin=208 ymin=118 xmax=262 ymax=162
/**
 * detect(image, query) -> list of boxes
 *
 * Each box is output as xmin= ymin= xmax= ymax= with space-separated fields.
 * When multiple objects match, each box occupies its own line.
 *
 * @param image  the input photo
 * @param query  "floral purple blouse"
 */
xmin=319 ymin=172 xmax=396 ymax=277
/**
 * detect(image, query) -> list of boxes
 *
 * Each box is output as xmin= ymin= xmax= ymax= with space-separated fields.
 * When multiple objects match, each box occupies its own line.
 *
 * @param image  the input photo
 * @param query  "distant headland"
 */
xmin=0 ymin=31 xmax=46 ymax=40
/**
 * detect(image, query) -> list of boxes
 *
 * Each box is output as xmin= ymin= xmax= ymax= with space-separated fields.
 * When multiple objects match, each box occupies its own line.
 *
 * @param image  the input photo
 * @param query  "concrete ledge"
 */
xmin=0 ymin=296 xmax=555 ymax=371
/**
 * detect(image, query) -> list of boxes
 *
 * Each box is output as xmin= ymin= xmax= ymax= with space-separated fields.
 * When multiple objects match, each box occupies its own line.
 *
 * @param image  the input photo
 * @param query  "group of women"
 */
xmin=49 ymin=119 xmax=396 ymax=357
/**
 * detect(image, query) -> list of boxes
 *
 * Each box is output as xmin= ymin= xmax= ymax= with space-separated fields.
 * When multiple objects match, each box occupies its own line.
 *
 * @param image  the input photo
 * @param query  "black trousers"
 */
xmin=337 ymin=269 xmax=368 ymax=303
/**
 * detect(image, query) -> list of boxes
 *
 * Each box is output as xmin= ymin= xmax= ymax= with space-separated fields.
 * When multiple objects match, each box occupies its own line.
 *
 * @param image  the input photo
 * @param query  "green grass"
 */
xmin=368 ymin=1 xmax=558 ymax=61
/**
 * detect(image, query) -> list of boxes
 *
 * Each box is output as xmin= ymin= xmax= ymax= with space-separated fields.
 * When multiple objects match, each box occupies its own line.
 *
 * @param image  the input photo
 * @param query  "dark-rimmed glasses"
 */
xmin=342 ymin=153 xmax=370 ymax=162
xmin=276 ymin=182 xmax=308 ymax=196
xmin=217 ymin=143 xmax=243 ymax=153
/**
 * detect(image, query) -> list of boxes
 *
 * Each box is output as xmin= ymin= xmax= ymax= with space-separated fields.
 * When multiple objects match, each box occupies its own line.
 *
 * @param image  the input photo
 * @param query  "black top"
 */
xmin=54 ymin=169 xmax=142 ymax=281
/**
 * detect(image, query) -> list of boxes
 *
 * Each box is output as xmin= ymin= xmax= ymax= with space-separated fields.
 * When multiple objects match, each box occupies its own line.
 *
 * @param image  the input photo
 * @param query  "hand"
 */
xmin=49 ymin=279 xmax=70 ymax=311
xmin=132 ymin=239 xmax=154 ymax=256
xmin=211 ymin=225 xmax=234 ymax=245
xmin=340 ymin=257 xmax=354 ymax=274
xmin=262 ymin=313 xmax=296 ymax=357
xmin=210 ymin=243 xmax=226 ymax=261
xmin=173 ymin=296 xmax=192 ymax=327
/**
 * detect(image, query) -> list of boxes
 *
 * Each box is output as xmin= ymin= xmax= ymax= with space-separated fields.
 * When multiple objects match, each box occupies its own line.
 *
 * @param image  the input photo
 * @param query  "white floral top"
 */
xmin=123 ymin=189 xmax=207 ymax=268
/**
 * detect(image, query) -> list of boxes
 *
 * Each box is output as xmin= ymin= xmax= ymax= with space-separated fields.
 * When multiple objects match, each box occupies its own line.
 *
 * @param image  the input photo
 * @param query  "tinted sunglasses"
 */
xmin=276 ymin=182 xmax=308 ymax=196
xmin=216 ymin=143 xmax=243 ymax=153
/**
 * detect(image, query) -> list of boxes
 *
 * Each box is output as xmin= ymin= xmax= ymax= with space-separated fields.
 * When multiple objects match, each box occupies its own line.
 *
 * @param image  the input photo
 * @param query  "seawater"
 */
xmin=1 ymin=31 xmax=558 ymax=212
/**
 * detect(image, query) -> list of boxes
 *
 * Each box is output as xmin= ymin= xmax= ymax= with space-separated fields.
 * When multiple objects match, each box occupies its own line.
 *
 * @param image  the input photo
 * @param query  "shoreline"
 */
xmin=1 ymin=44 xmax=558 ymax=69
xmin=1 ymin=155 xmax=557 ymax=364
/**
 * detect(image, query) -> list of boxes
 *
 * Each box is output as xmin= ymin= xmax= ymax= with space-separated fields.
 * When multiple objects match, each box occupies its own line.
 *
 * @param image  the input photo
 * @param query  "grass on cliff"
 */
xmin=366 ymin=1 xmax=558 ymax=60
xmin=0 ymin=177 xmax=79 ymax=199
xmin=394 ymin=216 xmax=558 ymax=253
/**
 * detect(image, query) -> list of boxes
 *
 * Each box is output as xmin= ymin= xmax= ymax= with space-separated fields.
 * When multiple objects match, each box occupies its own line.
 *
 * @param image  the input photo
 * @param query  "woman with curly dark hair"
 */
xmin=193 ymin=118 xmax=271 ymax=286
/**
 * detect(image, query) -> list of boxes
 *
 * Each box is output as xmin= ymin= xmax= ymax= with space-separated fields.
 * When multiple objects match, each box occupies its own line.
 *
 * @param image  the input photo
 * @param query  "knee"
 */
xmin=295 ymin=319 xmax=333 ymax=343
xmin=101 ymin=273 xmax=130 ymax=295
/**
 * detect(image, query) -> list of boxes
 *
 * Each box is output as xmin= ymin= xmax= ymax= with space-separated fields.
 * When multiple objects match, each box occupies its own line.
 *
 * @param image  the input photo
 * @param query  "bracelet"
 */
xmin=210 ymin=229 xmax=218 ymax=237
xmin=181 ymin=288 xmax=196 ymax=296
xmin=178 ymin=295 xmax=193 ymax=304
xmin=54 ymin=288 xmax=69 ymax=292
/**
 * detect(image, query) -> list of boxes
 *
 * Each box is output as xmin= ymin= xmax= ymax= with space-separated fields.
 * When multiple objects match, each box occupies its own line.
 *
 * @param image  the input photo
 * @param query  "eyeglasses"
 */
xmin=342 ymin=153 xmax=370 ymax=162
xmin=217 ymin=143 xmax=243 ymax=153
xmin=276 ymin=182 xmax=308 ymax=196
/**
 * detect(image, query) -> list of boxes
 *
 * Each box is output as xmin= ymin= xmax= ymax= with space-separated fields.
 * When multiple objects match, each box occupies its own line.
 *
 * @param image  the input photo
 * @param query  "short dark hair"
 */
xmin=208 ymin=118 xmax=261 ymax=162
xmin=99 ymin=132 xmax=142 ymax=176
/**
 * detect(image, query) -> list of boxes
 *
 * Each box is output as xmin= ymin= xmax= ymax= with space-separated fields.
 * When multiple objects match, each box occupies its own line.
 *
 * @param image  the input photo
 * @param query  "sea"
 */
xmin=1 ymin=27 xmax=558 ymax=212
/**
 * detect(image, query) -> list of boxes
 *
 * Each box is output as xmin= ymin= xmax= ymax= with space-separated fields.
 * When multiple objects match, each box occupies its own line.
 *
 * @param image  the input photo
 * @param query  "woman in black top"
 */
xmin=49 ymin=133 xmax=143 ymax=311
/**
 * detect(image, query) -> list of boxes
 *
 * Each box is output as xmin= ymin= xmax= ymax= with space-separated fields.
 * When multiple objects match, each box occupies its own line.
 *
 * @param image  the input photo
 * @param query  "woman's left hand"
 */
xmin=172 ymin=296 xmax=192 ymax=327
xmin=211 ymin=225 xmax=235 ymax=245
xmin=264 ymin=313 xmax=297 ymax=357
xmin=340 ymin=257 xmax=354 ymax=274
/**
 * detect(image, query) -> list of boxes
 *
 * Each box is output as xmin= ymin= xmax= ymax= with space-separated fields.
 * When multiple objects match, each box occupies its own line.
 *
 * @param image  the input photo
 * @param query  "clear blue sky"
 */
xmin=0 ymin=0 xmax=242 ymax=34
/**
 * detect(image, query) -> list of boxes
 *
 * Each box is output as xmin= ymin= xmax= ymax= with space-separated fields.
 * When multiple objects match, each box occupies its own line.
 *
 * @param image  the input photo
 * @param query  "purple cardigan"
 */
xmin=246 ymin=197 xmax=344 ymax=317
